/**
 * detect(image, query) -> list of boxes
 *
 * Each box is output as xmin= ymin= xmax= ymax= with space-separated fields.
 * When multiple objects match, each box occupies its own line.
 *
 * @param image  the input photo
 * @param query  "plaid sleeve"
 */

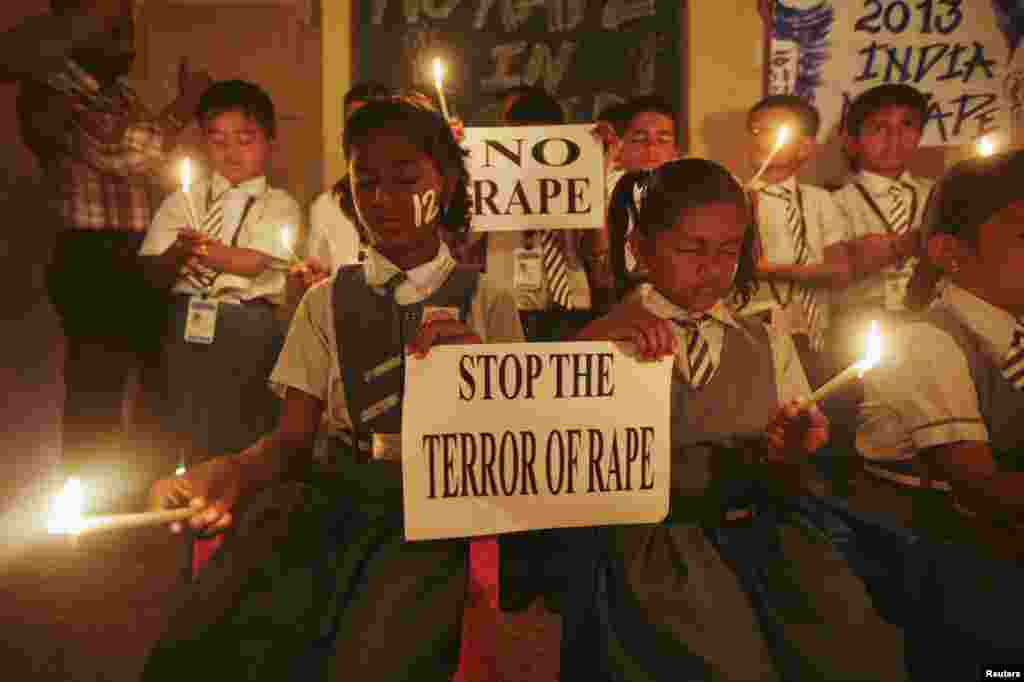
xmin=70 ymin=98 xmax=178 ymax=177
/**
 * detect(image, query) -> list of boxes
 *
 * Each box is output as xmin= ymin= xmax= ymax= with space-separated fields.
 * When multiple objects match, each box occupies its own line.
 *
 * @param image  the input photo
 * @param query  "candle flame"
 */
xmin=857 ymin=321 xmax=883 ymax=376
xmin=174 ymin=465 xmax=186 ymax=477
xmin=281 ymin=225 xmax=293 ymax=250
xmin=181 ymin=157 xmax=193 ymax=192
xmin=976 ymin=135 xmax=996 ymax=158
xmin=773 ymin=125 xmax=790 ymax=152
xmin=433 ymin=58 xmax=444 ymax=89
xmin=48 ymin=478 xmax=84 ymax=535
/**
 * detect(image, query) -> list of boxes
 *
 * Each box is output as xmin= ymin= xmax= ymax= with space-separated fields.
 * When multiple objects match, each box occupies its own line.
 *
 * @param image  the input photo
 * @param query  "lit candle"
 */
xmin=280 ymin=225 xmax=300 ymax=263
xmin=180 ymin=157 xmax=201 ymax=231
xmin=976 ymin=134 xmax=997 ymax=158
xmin=798 ymin=321 xmax=882 ymax=408
xmin=433 ymin=57 xmax=451 ymax=121
xmin=47 ymin=478 xmax=197 ymax=536
xmin=750 ymin=125 xmax=790 ymax=188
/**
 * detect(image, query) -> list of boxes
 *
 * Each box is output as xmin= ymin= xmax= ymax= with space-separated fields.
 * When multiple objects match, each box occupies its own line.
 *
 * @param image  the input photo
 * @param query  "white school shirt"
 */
xmin=140 ymin=173 xmax=300 ymax=304
xmin=638 ymin=284 xmax=811 ymax=402
xmin=832 ymin=170 xmax=935 ymax=311
xmin=857 ymin=282 xmax=1014 ymax=461
xmin=307 ymin=189 xmax=361 ymax=269
xmin=485 ymin=229 xmax=592 ymax=311
xmin=269 ymin=241 xmax=525 ymax=436
xmin=743 ymin=177 xmax=846 ymax=321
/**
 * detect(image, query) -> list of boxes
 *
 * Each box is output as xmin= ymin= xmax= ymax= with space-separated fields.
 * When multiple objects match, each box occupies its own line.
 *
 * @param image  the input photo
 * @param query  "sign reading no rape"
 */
xmin=401 ymin=341 xmax=672 ymax=541
xmin=463 ymin=124 xmax=604 ymax=231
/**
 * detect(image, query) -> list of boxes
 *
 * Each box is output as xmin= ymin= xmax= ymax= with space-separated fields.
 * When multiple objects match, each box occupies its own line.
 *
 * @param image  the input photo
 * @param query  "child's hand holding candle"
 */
xmin=48 ymin=478 xmax=201 ymax=536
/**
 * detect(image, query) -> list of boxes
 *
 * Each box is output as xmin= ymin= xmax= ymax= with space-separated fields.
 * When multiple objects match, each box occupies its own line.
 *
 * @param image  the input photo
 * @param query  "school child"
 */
xmin=828 ymin=83 xmax=935 ymax=368
xmin=141 ymin=97 xmax=524 ymax=682
xmin=562 ymin=158 xmax=906 ymax=681
xmin=485 ymin=86 xmax=593 ymax=342
xmin=584 ymin=100 xmax=633 ymax=309
xmin=743 ymin=95 xmax=848 ymax=384
xmin=297 ymin=81 xmax=392 ymax=292
xmin=138 ymin=79 xmax=299 ymax=478
xmin=849 ymin=151 xmax=1024 ymax=679
xmin=603 ymin=95 xmax=682 ymax=302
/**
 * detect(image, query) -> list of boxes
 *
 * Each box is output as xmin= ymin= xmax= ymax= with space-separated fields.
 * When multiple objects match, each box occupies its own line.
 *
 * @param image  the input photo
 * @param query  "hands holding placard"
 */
xmin=576 ymin=299 xmax=829 ymax=465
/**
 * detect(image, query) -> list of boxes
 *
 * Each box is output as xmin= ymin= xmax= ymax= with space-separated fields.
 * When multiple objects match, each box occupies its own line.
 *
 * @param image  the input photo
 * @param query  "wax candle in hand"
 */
xmin=798 ymin=321 xmax=882 ymax=408
xmin=180 ymin=157 xmax=201 ymax=230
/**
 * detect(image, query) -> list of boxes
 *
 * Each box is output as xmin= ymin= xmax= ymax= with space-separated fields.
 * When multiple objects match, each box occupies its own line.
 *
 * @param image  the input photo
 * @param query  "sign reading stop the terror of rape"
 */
xmin=463 ymin=124 xmax=604 ymax=231
xmin=401 ymin=341 xmax=671 ymax=541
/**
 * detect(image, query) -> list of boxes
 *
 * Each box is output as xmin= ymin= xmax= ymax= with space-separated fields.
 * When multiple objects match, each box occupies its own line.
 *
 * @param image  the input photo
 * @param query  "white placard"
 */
xmin=463 ymin=124 xmax=604 ymax=231
xmin=401 ymin=342 xmax=672 ymax=540
xmin=769 ymin=0 xmax=1024 ymax=146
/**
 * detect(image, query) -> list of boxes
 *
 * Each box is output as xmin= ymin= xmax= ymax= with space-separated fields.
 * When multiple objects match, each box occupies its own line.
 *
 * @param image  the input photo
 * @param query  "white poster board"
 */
xmin=768 ymin=0 xmax=1024 ymax=145
xmin=401 ymin=342 xmax=672 ymax=541
xmin=463 ymin=124 xmax=605 ymax=231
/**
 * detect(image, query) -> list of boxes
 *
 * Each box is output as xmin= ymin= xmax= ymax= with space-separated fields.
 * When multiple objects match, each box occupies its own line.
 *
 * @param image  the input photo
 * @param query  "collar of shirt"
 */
xmin=934 ymin=280 xmax=1020 ymax=362
xmin=858 ymin=169 xmax=913 ymax=196
xmin=641 ymin=284 xmax=740 ymax=329
xmin=364 ymin=241 xmax=457 ymax=305
xmin=210 ymin=173 xmax=268 ymax=199
xmin=751 ymin=174 xmax=798 ymax=196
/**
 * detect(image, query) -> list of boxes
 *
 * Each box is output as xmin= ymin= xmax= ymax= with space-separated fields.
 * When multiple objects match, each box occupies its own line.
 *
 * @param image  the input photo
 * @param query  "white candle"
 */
xmin=798 ymin=321 xmax=882 ymax=408
xmin=75 ymin=508 xmax=197 ymax=534
xmin=433 ymin=57 xmax=451 ymax=121
xmin=280 ymin=225 xmax=300 ymax=263
xmin=48 ymin=477 xmax=198 ymax=536
xmin=750 ymin=125 xmax=790 ymax=188
xmin=180 ymin=157 xmax=202 ymax=230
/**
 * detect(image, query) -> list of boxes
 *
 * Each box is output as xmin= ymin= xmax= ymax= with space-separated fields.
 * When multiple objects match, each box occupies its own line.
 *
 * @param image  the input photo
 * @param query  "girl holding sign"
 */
xmin=142 ymin=98 xmax=523 ymax=682
xmin=563 ymin=159 xmax=906 ymax=681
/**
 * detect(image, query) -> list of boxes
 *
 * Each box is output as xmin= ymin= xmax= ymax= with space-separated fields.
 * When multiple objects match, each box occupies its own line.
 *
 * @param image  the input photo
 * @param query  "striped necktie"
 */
xmin=1003 ymin=321 xmax=1024 ymax=390
xmin=674 ymin=316 xmax=716 ymax=389
xmin=887 ymin=184 xmax=910 ymax=235
xmin=382 ymin=271 xmax=408 ymax=301
xmin=762 ymin=185 xmax=807 ymax=265
xmin=541 ymin=230 xmax=573 ymax=309
xmin=201 ymin=190 xmax=226 ymax=241
xmin=182 ymin=190 xmax=229 ymax=291
xmin=761 ymin=186 xmax=823 ymax=349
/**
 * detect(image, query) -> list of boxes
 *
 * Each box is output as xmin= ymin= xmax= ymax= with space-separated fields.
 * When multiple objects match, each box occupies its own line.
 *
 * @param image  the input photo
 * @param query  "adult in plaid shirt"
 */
xmin=12 ymin=0 xmax=211 ymax=510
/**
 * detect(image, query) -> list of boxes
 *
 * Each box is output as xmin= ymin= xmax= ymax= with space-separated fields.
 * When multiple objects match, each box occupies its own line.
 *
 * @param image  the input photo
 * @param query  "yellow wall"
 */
xmin=686 ymin=3 xmax=764 ymax=176
xmin=323 ymin=0 xmax=351 ymax=186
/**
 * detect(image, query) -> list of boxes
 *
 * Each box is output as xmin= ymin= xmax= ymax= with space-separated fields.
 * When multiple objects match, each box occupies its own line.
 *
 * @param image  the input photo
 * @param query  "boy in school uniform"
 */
xmin=596 ymin=95 xmax=682 ymax=303
xmin=583 ymin=101 xmax=631 ymax=310
xmin=828 ymin=84 xmax=935 ymax=368
xmin=742 ymin=95 xmax=848 ymax=386
xmin=139 ymin=79 xmax=300 ymax=480
xmin=485 ymin=87 xmax=593 ymax=341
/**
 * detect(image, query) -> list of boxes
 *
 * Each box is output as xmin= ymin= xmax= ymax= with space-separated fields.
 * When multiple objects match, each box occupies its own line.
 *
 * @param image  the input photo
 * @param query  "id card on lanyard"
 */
xmin=183 ymin=192 xmax=257 ymax=344
xmin=853 ymin=182 xmax=924 ymax=311
xmin=514 ymin=231 xmax=543 ymax=292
